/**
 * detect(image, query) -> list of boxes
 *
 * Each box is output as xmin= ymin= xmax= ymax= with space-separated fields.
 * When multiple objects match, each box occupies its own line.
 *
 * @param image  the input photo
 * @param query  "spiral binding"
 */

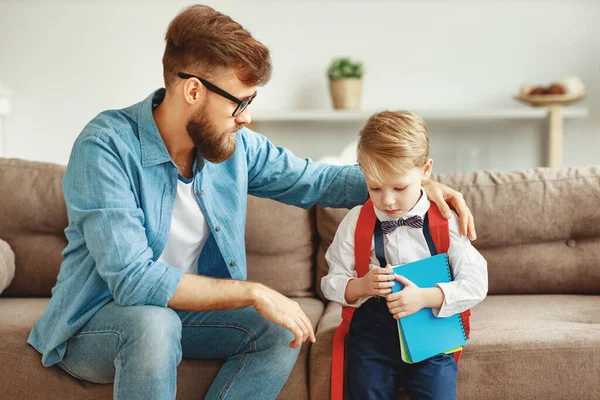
xmin=458 ymin=314 xmax=468 ymax=341
xmin=443 ymin=254 xmax=452 ymax=281
xmin=444 ymin=255 xmax=469 ymax=341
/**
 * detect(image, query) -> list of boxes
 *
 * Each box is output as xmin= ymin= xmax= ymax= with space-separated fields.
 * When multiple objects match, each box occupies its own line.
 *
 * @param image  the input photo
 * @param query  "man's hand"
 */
xmin=169 ymin=275 xmax=315 ymax=349
xmin=422 ymin=177 xmax=477 ymax=240
xmin=386 ymin=275 xmax=426 ymax=319
xmin=251 ymin=284 xmax=316 ymax=349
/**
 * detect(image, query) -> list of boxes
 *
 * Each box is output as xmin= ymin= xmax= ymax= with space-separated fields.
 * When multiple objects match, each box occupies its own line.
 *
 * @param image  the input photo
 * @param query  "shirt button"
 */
xmin=229 ymin=261 xmax=236 ymax=267
xmin=199 ymin=190 xmax=204 ymax=195
xmin=215 ymin=227 xmax=221 ymax=232
xmin=168 ymin=188 xmax=173 ymax=194
xmin=567 ymin=239 xmax=576 ymax=248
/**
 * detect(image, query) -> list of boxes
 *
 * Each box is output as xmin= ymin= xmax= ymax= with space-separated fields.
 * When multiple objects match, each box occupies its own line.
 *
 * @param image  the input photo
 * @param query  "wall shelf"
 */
xmin=252 ymin=106 xmax=589 ymax=122
xmin=251 ymin=105 xmax=589 ymax=169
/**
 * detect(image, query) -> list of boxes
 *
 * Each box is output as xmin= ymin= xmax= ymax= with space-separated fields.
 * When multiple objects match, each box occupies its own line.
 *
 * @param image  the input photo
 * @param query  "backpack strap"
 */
xmin=425 ymin=202 xmax=450 ymax=254
xmin=373 ymin=219 xmax=387 ymax=268
xmin=354 ymin=199 xmax=377 ymax=278
xmin=331 ymin=200 xmax=377 ymax=400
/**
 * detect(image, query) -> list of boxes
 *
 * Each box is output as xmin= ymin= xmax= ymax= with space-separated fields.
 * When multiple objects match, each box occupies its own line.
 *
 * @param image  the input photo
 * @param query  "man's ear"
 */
xmin=182 ymin=78 xmax=203 ymax=105
xmin=423 ymin=159 xmax=433 ymax=178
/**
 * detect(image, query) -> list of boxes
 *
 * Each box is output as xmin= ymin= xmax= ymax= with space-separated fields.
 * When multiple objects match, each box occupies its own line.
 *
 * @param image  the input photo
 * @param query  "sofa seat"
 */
xmin=310 ymin=294 xmax=600 ymax=400
xmin=0 ymin=297 xmax=324 ymax=400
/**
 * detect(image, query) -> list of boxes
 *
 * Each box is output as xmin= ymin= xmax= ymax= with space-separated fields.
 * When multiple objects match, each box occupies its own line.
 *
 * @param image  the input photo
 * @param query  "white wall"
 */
xmin=0 ymin=0 xmax=598 ymax=172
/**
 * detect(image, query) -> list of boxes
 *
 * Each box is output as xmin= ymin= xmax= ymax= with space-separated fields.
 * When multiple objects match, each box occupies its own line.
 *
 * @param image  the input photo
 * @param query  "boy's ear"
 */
xmin=423 ymin=159 xmax=433 ymax=178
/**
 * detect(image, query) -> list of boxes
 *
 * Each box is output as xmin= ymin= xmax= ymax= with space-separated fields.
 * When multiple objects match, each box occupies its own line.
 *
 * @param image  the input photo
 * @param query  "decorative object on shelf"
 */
xmin=515 ymin=76 xmax=586 ymax=168
xmin=327 ymin=57 xmax=363 ymax=110
xmin=516 ymin=76 xmax=585 ymax=107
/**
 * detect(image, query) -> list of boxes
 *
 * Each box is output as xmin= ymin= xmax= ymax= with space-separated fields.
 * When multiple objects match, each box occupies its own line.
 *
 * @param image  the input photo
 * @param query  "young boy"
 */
xmin=322 ymin=110 xmax=488 ymax=400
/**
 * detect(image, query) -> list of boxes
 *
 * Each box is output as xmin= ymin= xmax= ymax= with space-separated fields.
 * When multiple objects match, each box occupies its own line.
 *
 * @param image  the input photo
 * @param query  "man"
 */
xmin=28 ymin=4 xmax=476 ymax=399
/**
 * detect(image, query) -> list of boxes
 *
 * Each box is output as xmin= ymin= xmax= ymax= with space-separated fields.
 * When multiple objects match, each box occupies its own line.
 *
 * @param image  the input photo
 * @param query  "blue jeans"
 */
xmin=347 ymin=297 xmax=458 ymax=400
xmin=56 ymin=302 xmax=300 ymax=400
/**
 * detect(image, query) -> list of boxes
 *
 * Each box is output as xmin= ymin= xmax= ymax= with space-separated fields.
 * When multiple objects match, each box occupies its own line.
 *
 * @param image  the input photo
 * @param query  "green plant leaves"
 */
xmin=327 ymin=57 xmax=364 ymax=80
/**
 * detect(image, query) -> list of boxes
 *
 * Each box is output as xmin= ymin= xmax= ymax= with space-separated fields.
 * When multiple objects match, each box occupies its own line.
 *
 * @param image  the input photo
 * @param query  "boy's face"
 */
xmin=365 ymin=160 xmax=433 ymax=218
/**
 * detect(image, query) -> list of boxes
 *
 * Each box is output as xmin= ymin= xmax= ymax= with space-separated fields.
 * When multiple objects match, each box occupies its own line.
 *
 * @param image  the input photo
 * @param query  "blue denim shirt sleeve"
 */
xmin=63 ymin=133 xmax=184 ymax=307
xmin=242 ymin=128 xmax=368 ymax=208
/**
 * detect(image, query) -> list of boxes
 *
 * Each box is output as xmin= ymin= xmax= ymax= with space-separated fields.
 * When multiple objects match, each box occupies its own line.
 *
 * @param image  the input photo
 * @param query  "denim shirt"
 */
xmin=28 ymin=89 xmax=368 ymax=367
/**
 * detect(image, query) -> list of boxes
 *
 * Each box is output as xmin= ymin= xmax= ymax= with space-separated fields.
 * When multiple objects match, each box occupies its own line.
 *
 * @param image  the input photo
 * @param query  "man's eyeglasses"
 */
xmin=177 ymin=72 xmax=257 ymax=117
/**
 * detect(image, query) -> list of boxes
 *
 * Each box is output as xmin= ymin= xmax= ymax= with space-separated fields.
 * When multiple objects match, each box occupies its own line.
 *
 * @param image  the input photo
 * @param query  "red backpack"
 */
xmin=330 ymin=199 xmax=471 ymax=400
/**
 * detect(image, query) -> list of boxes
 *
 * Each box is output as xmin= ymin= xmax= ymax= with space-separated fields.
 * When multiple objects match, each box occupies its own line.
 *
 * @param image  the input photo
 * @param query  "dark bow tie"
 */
xmin=381 ymin=215 xmax=424 ymax=234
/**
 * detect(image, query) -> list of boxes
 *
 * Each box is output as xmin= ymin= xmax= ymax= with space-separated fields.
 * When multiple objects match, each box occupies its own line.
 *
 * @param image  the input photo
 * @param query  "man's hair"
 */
xmin=162 ymin=5 xmax=272 ymax=89
xmin=357 ymin=110 xmax=429 ymax=184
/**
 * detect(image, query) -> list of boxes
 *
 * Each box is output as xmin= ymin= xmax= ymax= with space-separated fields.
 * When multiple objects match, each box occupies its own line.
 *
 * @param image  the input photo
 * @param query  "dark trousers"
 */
xmin=347 ymin=297 xmax=458 ymax=400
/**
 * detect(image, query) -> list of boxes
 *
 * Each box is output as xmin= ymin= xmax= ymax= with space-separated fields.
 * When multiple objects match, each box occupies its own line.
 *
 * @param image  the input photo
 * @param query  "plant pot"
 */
xmin=329 ymin=78 xmax=362 ymax=110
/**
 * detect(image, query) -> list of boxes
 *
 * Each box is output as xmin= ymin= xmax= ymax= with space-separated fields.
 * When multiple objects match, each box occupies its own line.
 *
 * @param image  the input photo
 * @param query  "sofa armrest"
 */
xmin=0 ymin=238 xmax=15 ymax=294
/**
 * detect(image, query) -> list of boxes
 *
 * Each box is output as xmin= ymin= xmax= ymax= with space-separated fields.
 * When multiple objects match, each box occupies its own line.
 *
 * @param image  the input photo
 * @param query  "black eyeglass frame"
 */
xmin=177 ymin=72 xmax=257 ymax=117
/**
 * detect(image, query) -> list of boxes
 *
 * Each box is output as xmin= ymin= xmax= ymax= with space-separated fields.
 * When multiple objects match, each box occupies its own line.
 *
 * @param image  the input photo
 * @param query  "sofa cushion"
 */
xmin=0 ymin=159 xmax=67 ymax=297
xmin=0 ymin=297 xmax=323 ymax=400
xmin=246 ymin=196 xmax=316 ymax=297
xmin=315 ymin=167 xmax=600 ymax=297
xmin=310 ymin=294 xmax=600 ymax=400
xmin=0 ymin=239 xmax=15 ymax=294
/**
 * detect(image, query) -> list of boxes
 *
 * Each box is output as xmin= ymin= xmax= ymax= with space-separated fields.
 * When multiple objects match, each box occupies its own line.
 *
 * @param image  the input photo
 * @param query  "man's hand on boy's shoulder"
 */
xmin=421 ymin=178 xmax=477 ymax=241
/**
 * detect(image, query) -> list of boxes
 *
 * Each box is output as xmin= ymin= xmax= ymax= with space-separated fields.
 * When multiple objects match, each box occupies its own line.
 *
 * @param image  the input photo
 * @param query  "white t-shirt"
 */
xmin=157 ymin=176 xmax=210 ymax=274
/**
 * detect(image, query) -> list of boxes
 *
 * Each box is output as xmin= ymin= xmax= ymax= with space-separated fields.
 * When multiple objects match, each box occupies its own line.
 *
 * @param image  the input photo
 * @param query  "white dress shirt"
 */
xmin=321 ymin=189 xmax=488 ymax=318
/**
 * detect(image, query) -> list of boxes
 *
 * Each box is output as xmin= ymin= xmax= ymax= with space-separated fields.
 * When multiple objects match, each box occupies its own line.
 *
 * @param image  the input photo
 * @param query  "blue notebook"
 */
xmin=391 ymin=253 xmax=467 ymax=363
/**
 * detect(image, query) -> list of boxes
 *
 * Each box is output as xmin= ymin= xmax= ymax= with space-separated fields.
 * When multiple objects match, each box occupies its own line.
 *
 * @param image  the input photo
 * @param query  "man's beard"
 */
xmin=186 ymin=105 xmax=242 ymax=163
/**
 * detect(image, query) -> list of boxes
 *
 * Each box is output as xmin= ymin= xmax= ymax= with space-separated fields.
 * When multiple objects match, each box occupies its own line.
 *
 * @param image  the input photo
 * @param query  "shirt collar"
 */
xmin=138 ymin=88 xmax=175 ymax=168
xmin=373 ymin=188 xmax=430 ymax=222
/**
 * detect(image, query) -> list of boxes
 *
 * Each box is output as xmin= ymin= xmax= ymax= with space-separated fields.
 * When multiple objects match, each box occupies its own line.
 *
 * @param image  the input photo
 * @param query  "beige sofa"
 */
xmin=1 ymin=157 xmax=599 ymax=399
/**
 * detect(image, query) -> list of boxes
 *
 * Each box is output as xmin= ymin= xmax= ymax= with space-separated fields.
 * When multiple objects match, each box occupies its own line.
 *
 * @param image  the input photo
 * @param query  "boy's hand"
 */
xmin=358 ymin=265 xmax=396 ymax=297
xmin=386 ymin=275 xmax=425 ymax=319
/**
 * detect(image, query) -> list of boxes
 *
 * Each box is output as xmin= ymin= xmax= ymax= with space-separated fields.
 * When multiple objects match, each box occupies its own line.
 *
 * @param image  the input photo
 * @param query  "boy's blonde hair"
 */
xmin=357 ymin=110 xmax=429 ymax=184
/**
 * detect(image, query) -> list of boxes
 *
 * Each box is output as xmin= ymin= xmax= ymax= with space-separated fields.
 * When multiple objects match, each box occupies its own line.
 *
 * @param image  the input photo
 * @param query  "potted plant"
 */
xmin=327 ymin=57 xmax=364 ymax=110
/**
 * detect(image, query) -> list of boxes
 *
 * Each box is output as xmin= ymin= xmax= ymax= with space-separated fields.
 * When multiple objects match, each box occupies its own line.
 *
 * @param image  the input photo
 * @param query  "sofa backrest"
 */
xmin=316 ymin=166 xmax=600 ymax=297
xmin=0 ymin=158 xmax=317 ymax=298
xmin=246 ymin=195 xmax=316 ymax=297
xmin=0 ymin=158 xmax=68 ymax=297
xmin=4 ymin=158 xmax=599 ymax=298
